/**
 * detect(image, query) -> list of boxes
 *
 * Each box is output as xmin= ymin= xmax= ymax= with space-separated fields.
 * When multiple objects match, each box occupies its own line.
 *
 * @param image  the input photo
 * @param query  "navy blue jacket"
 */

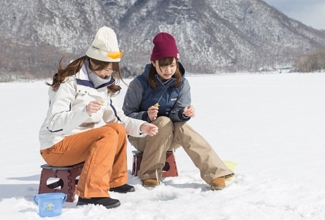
xmin=123 ymin=62 xmax=191 ymax=122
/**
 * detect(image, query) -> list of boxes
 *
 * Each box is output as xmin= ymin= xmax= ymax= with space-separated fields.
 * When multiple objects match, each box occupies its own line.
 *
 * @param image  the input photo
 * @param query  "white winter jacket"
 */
xmin=39 ymin=63 xmax=145 ymax=150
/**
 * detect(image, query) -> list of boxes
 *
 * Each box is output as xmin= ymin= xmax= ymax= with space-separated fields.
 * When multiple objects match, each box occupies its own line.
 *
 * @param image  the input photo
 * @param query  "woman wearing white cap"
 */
xmin=39 ymin=27 xmax=158 ymax=209
xmin=123 ymin=32 xmax=233 ymax=190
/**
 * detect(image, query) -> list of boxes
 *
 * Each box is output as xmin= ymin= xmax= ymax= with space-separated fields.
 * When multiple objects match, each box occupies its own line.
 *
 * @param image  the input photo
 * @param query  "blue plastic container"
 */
xmin=34 ymin=192 xmax=67 ymax=217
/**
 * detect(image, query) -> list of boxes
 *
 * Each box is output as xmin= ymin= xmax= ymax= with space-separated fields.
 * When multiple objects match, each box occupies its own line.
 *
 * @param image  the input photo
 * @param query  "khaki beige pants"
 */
xmin=128 ymin=116 xmax=233 ymax=184
xmin=40 ymin=123 xmax=127 ymax=198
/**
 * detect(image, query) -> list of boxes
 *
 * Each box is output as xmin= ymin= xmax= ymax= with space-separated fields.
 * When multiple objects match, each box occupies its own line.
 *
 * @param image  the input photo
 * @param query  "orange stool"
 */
xmin=38 ymin=162 xmax=84 ymax=202
xmin=132 ymin=150 xmax=178 ymax=177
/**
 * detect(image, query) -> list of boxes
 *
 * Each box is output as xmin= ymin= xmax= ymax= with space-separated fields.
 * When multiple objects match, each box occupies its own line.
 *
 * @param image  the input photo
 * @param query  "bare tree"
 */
xmin=295 ymin=50 xmax=325 ymax=72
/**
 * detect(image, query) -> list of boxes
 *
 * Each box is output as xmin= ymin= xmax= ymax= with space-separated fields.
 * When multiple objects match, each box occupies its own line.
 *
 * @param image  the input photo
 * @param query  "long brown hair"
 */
xmin=148 ymin=58 xmax=182 ymax=88
xmin=47 ymin=55 xmax=123 ymax=94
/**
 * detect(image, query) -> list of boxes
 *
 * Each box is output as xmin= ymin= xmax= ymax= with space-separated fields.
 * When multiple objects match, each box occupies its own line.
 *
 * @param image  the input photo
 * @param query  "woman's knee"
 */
xmin=173 ymin=122 xmax=195 ymax=144
xmin=153 ymin=116 xmax=173 ymax=131
xmin=128 ymin=136 xmax=146 ymax=151
xmin=174 ymin=121 xmax=190 ymax=133
xmin=105 ymin=123 xmax=126 ymax=136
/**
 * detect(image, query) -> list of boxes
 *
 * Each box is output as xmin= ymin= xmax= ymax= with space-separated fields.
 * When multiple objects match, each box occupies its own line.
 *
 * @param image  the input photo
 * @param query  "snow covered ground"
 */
xmin=0 ymin=72 xmax=324 ymax=219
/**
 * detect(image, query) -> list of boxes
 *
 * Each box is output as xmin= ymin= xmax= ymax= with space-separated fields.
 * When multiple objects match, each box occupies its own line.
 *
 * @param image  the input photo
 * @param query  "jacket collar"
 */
xmin=76 ymin=59 xmax=115 ymax=89
xmin=142 ymin=61 xmax=186 ymax=87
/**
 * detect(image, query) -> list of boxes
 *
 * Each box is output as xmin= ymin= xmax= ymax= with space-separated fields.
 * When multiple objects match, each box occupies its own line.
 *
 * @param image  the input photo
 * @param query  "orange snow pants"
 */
xmin=40 ymin=123 xmax=127 ymax=198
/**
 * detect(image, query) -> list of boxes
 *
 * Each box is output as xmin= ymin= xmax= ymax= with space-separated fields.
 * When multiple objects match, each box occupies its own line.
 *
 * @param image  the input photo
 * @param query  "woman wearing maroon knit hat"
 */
xmin=123 ymin=32 xmax=234 ymax=190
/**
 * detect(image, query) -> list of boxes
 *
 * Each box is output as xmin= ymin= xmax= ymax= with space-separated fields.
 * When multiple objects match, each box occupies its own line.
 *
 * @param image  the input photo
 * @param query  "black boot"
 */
xmin=109 ymin=184 xmax=135 ymax=193
xmin=77 ymin=197 xmax=120 ymax=209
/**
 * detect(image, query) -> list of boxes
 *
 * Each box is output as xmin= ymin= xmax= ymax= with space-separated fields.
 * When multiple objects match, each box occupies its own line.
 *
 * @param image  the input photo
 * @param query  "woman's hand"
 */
xmin=183 ymin=105 xmax=195 ymax=118
xmin=140 ymin=122 xmax=158 ymax=136
xmin=86 ymin=101 xmax=102 ymax=116
xmin=147 ymin=105 xmax=159 ymax=121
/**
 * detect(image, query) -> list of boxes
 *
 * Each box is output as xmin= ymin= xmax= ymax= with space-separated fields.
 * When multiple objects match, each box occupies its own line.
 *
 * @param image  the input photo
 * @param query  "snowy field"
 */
xmin=0 ymin=72 xmax=324 ymax=219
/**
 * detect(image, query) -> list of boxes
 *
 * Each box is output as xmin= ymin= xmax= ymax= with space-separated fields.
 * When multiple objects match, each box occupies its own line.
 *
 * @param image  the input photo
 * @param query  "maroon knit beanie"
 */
xmin=150 ymin=32 xmax=179 ymax=61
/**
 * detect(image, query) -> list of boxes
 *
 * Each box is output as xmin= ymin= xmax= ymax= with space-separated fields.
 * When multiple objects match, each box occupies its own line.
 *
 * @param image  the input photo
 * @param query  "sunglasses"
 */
xmin=107 ymin=50 xmax=124 ymax=59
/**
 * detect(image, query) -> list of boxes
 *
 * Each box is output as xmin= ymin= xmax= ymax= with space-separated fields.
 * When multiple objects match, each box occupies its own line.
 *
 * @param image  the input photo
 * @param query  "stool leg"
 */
xmin=132 ymin=153 xmax=143 ymax=176
xmin=162 ymin=151 xmax=178 ymax=177
xmin=132 ymin=154 xmax=136 ymax=176
xmin=68 ymin=163 xmax=84 ymax=202
xmin=38 ymin=169 xmax=56 ymax=194
xmin=55 ymin=170 xmax=73 ymax=202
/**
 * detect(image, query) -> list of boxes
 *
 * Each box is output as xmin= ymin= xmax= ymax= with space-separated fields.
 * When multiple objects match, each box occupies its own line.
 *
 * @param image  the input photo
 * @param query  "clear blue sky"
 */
xmin=263 ymin=0 xmax=325 ymax=30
